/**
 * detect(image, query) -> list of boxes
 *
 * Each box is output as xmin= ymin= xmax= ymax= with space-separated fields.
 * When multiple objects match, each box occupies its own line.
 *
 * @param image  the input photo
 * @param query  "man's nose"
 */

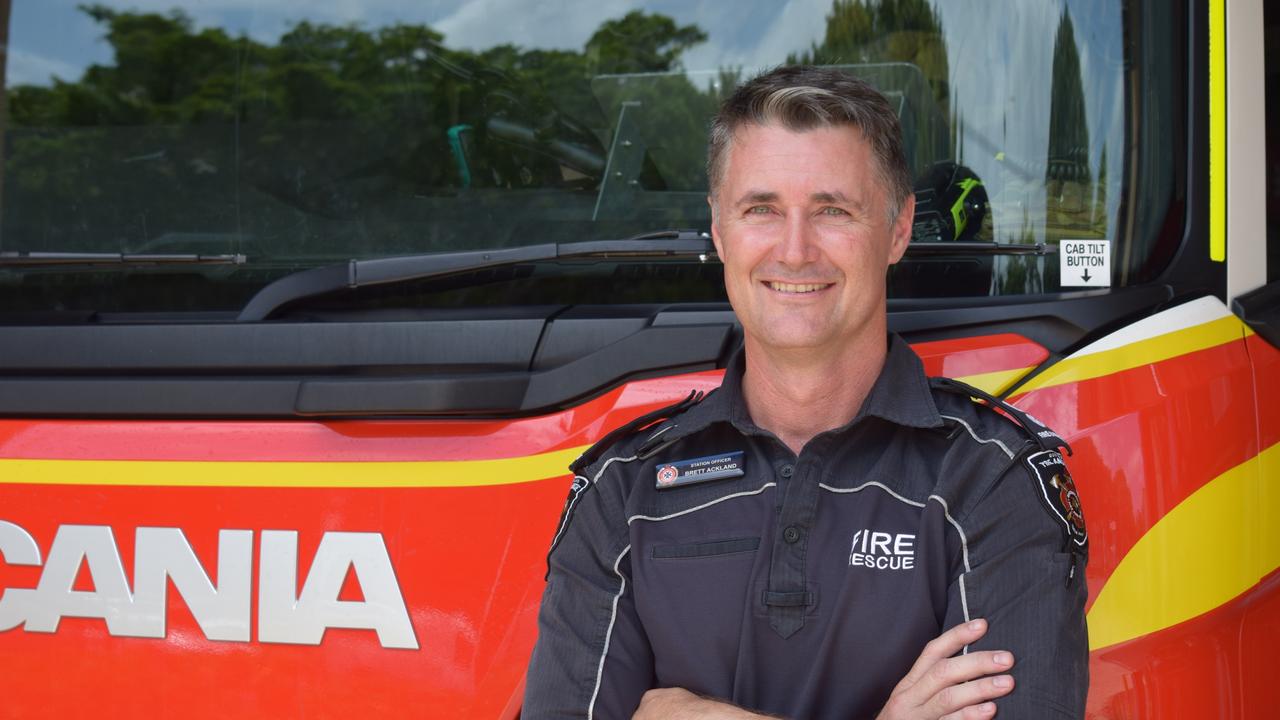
xmin=776 ymin=213 xmax=818 ymax=267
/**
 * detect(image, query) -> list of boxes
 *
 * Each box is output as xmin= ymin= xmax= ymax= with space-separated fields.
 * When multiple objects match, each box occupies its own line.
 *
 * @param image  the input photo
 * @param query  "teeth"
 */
xmin=769 ymin=282 xmax=828 ymax=293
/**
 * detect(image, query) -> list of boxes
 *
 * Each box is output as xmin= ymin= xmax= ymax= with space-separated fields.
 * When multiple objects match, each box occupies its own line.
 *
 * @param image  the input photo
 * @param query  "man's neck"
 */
xmin=740 ymin=332 xmax=888 ymax=456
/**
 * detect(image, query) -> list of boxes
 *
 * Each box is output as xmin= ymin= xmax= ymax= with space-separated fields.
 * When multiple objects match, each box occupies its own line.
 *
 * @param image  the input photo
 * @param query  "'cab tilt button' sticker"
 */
xmin=655 ymin=451 xmax=745 ymax=490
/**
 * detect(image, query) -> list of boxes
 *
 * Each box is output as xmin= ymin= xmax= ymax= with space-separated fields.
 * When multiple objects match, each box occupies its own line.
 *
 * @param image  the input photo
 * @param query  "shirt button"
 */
xmin=779 ymin=464 xmax=794 ymax=478
xmin=783 ymin=526 xmax=802 ymax=544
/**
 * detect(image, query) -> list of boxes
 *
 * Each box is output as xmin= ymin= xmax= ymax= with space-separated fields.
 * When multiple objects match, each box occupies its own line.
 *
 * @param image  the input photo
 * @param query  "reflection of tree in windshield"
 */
xmin=2 ymin=6 xmax=711 ymax=258
xmin=998 ymin=5 xmax=1103 ymax=295
xmin=788 ymin=0 xmax=950 ymax=176
xmin=1045 ymin=8 xmax=1094 ymax=230
xmin=585 ymin=12 xmax=706 ymax=76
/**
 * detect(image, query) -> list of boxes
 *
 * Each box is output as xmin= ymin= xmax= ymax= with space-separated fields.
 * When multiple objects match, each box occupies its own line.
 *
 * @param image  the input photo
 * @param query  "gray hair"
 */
xmin=707 ymin=65 xmax=913 ymax=222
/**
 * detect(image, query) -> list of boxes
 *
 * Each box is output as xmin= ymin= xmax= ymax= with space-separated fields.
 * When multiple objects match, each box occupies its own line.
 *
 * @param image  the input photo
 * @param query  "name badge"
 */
xmin=655 ymin=451 xmax=746 ymax=490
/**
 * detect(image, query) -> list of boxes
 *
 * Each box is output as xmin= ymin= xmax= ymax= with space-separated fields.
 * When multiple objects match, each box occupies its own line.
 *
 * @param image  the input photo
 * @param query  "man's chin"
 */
xmin=747 ymin=332 xmax=838 ymax=355
xmin=744 ymin=323 xmax=880 ymax=357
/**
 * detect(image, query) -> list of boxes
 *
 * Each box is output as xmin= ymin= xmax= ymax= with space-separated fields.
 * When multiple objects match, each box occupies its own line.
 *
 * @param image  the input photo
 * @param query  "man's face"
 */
xmin=710 ymin=122 xmax=914 ymax=356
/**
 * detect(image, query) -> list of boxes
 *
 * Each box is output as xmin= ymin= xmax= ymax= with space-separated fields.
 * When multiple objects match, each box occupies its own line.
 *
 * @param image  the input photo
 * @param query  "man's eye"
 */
xmin=746 ymin=206 xmax=772 ymax=215
xmin=820 ymin=207 xmax=848 ymax=216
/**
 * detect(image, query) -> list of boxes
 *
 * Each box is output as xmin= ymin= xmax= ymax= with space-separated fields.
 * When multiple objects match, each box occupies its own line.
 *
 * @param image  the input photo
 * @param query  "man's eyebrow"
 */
xmin=810 ymin=191 xmax=848 ymax=204
xmin=811 ymin=190 xmax=868 ymax=209
xmin=735 ymin=191 xmax=779 ymax=206
xmin=734 ymin=190 xmax=867 ymax=210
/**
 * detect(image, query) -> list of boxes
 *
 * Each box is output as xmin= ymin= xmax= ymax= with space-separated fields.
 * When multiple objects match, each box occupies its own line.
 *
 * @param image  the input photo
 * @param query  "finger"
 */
xmin=897 ymin=620 xmax=991 ymax=689
xmin=911 ymin=650 xmax=1015 ymax=701
xmin=926 ymin=675 xmax=1015 ymax=718
xmin=940 ymin=701 xmax=999 ymax=720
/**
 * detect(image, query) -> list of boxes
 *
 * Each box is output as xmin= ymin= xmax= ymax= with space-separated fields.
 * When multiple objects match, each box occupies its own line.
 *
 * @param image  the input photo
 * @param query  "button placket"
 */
xmin=774 ymin=461 xmax=795 ymax=512
xmin=765 ymin=453 xmax=821 ymax=639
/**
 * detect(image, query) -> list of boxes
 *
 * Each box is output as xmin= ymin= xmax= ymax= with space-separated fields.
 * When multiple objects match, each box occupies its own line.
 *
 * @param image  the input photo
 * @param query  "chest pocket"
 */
xmin=637 ymin=535 xmax=764 ymax=691
xmin=652 ymin=537 xmax=760 ymax=559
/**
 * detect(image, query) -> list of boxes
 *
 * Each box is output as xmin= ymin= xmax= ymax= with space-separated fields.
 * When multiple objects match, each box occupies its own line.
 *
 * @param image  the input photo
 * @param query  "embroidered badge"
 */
xmin=654 ymin=451 xmax=745 ymax=490
xmin=1026 ymin=450 xmax=1087 ymax=549
xmin=543 ymin=474 xmax=590 ymax=580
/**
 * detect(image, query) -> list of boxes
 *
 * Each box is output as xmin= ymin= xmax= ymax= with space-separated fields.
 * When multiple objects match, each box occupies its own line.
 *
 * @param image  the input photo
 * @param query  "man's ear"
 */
xmin=707 ymin=195 xmax=726 ymax=259
xmin=887 ymin=193 xmax=915 ymax=265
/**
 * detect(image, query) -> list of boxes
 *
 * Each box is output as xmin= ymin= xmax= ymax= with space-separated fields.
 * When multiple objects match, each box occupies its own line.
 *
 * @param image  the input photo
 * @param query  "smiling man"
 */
xmin=525 ymin=66 xmax=1089 ymax=720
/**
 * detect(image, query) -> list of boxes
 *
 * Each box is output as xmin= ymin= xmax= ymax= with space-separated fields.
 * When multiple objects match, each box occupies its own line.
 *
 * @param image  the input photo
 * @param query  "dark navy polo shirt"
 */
xmin=525 ymin=336 xmax=1089 ymax=719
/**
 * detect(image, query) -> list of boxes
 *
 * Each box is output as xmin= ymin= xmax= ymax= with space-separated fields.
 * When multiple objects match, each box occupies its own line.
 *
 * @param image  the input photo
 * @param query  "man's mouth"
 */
xmin=767 ymin=281 xmax=833 ymax=294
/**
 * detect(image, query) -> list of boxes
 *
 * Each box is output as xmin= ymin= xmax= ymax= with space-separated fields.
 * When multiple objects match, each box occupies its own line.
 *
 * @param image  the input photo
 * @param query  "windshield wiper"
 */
xmin=236 ymin=233 xmax=1054 ymax=322
xmin=0 ymin=252 xmax=248 ymax=267
xmin=237 ymin=229 xmax=714 ymax=321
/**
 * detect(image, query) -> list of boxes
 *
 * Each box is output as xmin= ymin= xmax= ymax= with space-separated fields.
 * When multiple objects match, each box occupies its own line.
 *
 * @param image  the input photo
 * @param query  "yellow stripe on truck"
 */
xmin=1209 ymin=0 xmax=1226 ymax=262
xmin=0 ymin=364 xmax=1024 ymax=490
xmin=1087 ymin=440 xmax=1280 ymax=650
xmin=1016 ymin=315 xmax=1248 ymax=395
xmin=951 ymin=366 xmax=1035 ymax=396
xmin=0 ymin=445 xmax=589 ymax=488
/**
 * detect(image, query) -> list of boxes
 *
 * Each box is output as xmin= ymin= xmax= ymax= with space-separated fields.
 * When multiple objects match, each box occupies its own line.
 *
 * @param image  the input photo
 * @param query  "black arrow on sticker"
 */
xmin=1082 ymin=268 xmax=1092 ymax=282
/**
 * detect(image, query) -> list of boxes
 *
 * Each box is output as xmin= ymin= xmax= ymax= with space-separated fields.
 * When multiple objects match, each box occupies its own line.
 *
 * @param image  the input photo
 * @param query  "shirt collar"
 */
xmin=678 ymin=333 xmax=943 ymax=440
xmin=853 ymin=334 xmax=945 ymax=430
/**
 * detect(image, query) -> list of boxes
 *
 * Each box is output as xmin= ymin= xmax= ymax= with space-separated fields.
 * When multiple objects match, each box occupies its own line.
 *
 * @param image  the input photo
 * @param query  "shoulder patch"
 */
xmin=544 ymin=474 xmax=590 ymax=580
xmin=930 ymin=376 xmax=1072 ymax=455
xmin=1025 ymin=449 xmax=1087 ymax=551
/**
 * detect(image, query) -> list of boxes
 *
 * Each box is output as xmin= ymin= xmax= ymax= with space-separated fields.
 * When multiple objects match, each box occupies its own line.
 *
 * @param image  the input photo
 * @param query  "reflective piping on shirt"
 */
xmin=939 ymin=414 xmax=1015 ymax=459
xmin=627 ymin=482 xmax=778 ymax=524
xmin=580 ymin=454 xmax=645 ymax=717
xmin=929 ymin=493 xmax=973 ymax=654
xmin=589 ymin=544 xmax=632 ymax=720
xmin=818 ymin=480 xmax=927 ymax=508
xmin=588 ymin=454 xmax=640 ymax=485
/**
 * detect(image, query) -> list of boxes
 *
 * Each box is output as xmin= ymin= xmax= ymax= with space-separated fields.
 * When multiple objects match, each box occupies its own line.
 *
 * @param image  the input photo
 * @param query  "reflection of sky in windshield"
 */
xmin=8 ymin=0 xmax=836 ymax=86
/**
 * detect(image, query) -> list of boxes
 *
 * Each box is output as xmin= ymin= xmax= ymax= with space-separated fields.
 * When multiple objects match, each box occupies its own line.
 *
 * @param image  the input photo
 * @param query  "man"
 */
xmin=525 ymin=66 xmax=1089 ymax=719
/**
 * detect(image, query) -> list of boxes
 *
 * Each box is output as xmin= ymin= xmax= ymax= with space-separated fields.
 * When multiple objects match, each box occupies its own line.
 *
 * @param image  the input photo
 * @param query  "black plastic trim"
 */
xmin=1233 ymin=280 xmax=1280 ymax=349
xmin=0 ymin=284 xmax=1177 ymax=418
xmin=0 ymin=320 xmax=545 ymax=372
xmin=0 ymin=316 xmax=733 ymax=419
xmin=294 ymin=324 xmax=730 ymax=415
xmin=0 ymin=378 xmax=301 ymax=417
xmin=1152 ymin=0 xmax=1221 ymax=300
xmin=888 ymin=285 xmax=1174 ymax=353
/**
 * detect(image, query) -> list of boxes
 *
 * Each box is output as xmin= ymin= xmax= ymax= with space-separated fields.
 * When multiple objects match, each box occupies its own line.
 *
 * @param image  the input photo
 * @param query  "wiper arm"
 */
xmin=0 ymin=252 xmax=247 ymax=266
xmin=237 ymin=229 xmax=714 ymax=322
xmin=904 ymin=241 xmax=1056 ymax=257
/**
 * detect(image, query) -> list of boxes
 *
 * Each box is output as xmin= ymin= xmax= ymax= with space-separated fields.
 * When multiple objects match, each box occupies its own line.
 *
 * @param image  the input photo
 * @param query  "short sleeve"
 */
xmin=945 ymin=453 xmax=1090 ymax=718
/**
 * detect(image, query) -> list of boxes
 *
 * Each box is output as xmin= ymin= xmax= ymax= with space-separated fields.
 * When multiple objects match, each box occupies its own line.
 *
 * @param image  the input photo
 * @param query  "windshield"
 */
xmin=1 ymin=0 xmax=1179 ymax=314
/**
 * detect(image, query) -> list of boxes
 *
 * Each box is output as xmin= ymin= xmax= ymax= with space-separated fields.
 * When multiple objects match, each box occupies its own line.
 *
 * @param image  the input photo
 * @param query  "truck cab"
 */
xmin=0 ymin=0 xmax=1277 ymax=716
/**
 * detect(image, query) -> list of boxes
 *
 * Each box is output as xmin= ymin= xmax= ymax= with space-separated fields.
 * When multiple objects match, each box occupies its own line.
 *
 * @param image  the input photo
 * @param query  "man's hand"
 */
xmin=877 ymin=619 xmax=1015 ymax=720
xmin=633 ymin=688 xmax=777 ymax=720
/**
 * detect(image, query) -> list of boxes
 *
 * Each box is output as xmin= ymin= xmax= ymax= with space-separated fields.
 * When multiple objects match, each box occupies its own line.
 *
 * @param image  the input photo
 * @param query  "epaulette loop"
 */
xmin=568 ymin=389 xmax=704 ymax=475
xmin=930 ymin=377 xmax=1072 ymax=455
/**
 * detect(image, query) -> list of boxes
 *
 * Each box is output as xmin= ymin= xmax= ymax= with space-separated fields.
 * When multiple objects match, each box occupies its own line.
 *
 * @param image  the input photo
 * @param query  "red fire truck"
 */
xmin=0 ymin=0 xmax=1276 ymax=716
